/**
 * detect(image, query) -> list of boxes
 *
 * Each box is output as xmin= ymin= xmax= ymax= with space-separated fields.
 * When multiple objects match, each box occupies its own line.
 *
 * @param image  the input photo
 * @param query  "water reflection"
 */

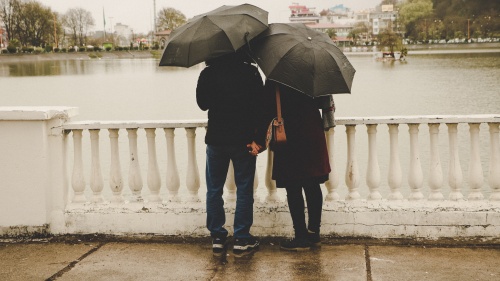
xmin=0 ymin=60 xmax=94 ymax=77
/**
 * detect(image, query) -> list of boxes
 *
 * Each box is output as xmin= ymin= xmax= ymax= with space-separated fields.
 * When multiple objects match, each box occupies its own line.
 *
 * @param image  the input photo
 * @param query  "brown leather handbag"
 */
xmin=266 ymin=84 xmax=287 ymax=150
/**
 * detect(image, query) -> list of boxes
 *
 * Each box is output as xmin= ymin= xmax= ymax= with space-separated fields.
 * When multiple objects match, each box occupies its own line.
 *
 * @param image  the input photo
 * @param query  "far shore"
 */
xmin=0 ymin=42 xmax=498 ymax=63
xmin=0 ymin=50 xmax=159 ymax=63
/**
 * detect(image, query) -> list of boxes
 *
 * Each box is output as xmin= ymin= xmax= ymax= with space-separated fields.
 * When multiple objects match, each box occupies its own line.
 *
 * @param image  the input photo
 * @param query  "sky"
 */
xmin=37 ymin=0 xmax=381 ymax=34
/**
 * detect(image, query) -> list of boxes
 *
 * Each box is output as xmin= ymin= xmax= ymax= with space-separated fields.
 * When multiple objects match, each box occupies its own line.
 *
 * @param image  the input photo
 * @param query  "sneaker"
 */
xmin=307 ymin=230 xmax=321 ymax=247
xmin=233 ymin=236 xmax=260 ymax=256
xmin=280 ymin=238 xmax=312 ymax=251
xmin=212 ymin=236 xmax=227 ymax=256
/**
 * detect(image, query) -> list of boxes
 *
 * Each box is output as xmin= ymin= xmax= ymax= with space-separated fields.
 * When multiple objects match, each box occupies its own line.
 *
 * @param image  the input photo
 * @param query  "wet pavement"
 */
xmin=1 ymin=237 xmax=499 ymax=281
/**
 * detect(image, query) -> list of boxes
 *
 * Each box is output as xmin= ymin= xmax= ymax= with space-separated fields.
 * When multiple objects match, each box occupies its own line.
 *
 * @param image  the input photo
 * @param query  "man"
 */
xmin=196 ymin=51 xmax=264 ymax=256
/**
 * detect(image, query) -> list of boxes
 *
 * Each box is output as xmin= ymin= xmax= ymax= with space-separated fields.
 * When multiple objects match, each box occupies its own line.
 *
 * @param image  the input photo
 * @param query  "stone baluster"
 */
xmin=265 ymin=150 xmax=279 ymax=202
xmin=185 ymin=128 xmax=200 ymax=202
xmin=387 ymin=124 xmax=403 ymax=200
xmin=408 ymin=124 xmax=424 ymax=200
xmin=468 ymin=123 xmax=484 ymax=200
xmin=488 ymin=123 xmax=500 ymax=200
xmin=324 ymin=128 xmax=340 ymax=201
xmin=253 ymin=170 xmax=260 ymax=203
xmin=145 ymin=128 xmax=161 ymax=202
xmin=89 ymin=129 xmax=104 ymax=203
xmin=446 ymin=123 xmax=463 ymax=200
xmin=345 ymin=125 xmax=360 ymax=200
xmin=108 ymin=129 xmax=124 ymax=203
xmin=127 ymin=128 xmax=143 ymax=202
xmin=428 ymin=124 xmax=444 ymax=200
xmin=164 ymin=128 xmax=180 ymax=202
xmin=366 ymin=124 xmax=382 ymax=200
xmin=225 ymin=161 xmax=236 ymax=203
xmin=71 ymin=129 xmax=86 ymax=203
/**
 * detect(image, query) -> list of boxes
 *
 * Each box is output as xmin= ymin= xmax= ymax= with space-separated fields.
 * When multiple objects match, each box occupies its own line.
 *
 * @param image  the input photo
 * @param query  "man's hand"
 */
xmin=247 ymin=141 xmax=262 ymax=156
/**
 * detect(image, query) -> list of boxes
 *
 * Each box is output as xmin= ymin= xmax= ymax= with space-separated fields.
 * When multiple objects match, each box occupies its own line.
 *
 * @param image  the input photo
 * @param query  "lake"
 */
xmin=1 ymin=50 xmax=499 ymax=200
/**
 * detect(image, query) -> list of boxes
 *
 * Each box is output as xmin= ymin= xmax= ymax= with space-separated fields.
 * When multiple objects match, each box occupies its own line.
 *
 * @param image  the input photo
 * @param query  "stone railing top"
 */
xmin=63 ymin=119 xmax=208 ymax=130
xmin=0 ymin=106 xmax=79 ymax=121
xmin=62 ymin=114 xmax=500 ymax=130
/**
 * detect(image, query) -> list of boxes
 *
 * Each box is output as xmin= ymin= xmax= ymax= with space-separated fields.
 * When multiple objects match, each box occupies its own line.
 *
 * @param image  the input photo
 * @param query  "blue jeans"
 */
xmin=206 ymin=144 xmax=256 ymax=239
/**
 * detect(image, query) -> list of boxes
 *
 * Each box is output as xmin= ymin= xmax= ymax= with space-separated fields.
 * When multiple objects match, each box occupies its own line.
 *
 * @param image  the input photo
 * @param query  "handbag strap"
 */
xmin=275 ymin=84 xmax=283 ymax=123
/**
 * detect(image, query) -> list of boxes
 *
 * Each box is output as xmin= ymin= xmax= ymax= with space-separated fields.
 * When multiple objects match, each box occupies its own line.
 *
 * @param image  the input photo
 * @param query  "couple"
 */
xmin=196 ymin=51 xmax=331 ymax=256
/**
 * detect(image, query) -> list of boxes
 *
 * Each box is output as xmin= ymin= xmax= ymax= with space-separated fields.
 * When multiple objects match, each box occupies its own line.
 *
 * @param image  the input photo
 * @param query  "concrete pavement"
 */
xmin=1 ymin=236 xmax=499 ymax=281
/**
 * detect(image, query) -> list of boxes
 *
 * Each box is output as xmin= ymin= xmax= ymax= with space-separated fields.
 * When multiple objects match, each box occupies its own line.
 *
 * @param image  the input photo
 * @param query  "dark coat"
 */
xmin=262 ymin=81 xmax=331 ymax=187
xmin=196 ymin=55 xmax=264 ymax=146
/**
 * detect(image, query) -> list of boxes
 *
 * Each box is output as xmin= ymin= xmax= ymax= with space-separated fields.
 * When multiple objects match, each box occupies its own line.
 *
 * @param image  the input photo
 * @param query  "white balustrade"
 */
xmin=324 ymin=128 xmax=340 ymax=201
xmin=185 ymin=128 xmax=200 ymax=202
xmin=89 ymin=129 xmax=104 ymax=203
xmin=108 ymin=129 xmax=124 ymax=203
xmin=265 ymin=150 xmax=279 ymax=202
xmin=428 ymin=123 xmax=444 ymax=200
xmin=345 ymin=125 xmax=360 ymax=200
xmin=127 ymin=128 xmax=143 ymax=202
xmin=145 ymin=128 xmax=161 ymax=202
xmin=62 ymin=115 xmax=500 ymax=206
xmin=446 ymin=123 xmax=464 ymax=200
xmin=468 ymin=123 xmax=484 ymax=200
xmin=225 ymin=161 xmax=237 ymax=203
xmin=408 ymin=124 xmax=424 ymax=200
xmin=488 ymin=123 xmax=500 ymax=200
xmin=164 ymin=128 xmax=180 ymax=202
xmin=366 ymin=124 xmax=381 ymax=200
xmin=71 ymin=129 xmax=86 ymax=203
xmin=387 ymin=124 xmax=403 ymax=200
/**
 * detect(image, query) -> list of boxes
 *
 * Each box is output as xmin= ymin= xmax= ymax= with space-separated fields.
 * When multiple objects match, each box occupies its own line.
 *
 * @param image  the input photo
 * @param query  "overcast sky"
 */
xmin=38 ymin=0 xmax=381 ymax=34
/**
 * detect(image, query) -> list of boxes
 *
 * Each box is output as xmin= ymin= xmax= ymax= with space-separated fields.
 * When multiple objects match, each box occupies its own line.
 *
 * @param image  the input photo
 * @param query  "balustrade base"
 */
xmin=2 ymin=200 xmax=491 ymax=241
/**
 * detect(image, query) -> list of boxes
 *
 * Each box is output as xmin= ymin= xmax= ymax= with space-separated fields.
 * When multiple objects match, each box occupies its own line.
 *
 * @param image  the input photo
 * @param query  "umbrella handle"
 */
xmin=244 ymin=32 xmax=252 ymax=52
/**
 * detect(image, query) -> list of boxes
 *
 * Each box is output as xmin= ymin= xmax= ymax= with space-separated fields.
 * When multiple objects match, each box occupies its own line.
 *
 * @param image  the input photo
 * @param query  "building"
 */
xmin=370 ymin=4 xmax=399 ymax=35
xmin=155 ymin=30 xmax=171 ymax=48
xmin=289 ymin=3 xmax=320 ymax=24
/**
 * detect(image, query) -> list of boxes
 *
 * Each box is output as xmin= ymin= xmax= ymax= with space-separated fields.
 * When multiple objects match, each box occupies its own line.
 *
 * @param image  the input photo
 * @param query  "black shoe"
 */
xmin=307 ymin=230 xmax=321 ymax=247
xmin=233 ymin=236 xmax=260 ymax=256
xmin=212 ymin=236 xmax=227 ymax=256
xmin=280 ymin=238 xmax=312 ymax=251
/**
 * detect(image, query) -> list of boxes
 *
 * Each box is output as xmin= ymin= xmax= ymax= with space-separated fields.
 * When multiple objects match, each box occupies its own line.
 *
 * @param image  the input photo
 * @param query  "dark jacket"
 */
xmin=196 ymin=56 xmax=264 ymax=146
xmin=262 ymin=81 xmax=331 ymax=187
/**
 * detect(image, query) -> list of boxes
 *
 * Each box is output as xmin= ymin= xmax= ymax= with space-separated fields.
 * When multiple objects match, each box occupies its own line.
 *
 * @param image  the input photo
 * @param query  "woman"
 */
xmin=263 ymin=80 xmax=331 ymax=251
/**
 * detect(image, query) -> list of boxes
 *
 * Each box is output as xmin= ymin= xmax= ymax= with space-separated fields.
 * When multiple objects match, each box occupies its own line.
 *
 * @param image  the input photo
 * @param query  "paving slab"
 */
xmin=58 ymin=242 xmax=366 ymax=281
xmin=0 ymin=242 xmax=96 ymax=281
xmin=369 ymin=246 xmax=500 ymax=281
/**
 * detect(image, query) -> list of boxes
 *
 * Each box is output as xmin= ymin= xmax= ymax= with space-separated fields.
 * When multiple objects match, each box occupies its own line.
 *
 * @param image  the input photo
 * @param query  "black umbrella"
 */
xmin=159 ymin=4 xmax=268 ymax=67
xmin=249 ymin=23 xmax=356 ymax=97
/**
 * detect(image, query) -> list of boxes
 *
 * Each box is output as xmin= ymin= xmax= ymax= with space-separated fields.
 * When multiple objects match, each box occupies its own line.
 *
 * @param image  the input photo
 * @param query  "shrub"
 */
xmin=68 ymin=47 xmax=75 ymax=52
xmin=143 ymin=46 xmax=150 ymax=50
xmin=7 ymin=46 xmax=17 ymax=53
xmin=45 ymin=45 xmax=53 ymax=52
xmin=105 ymin=46 xmax=112 ymax=51
xmin=53 ymin=48 xmax=60 ymax=53
xmin=61 ymin=48 xmax=67 ymax=53
xmin=33 ymin=47 xmax=43 ymax=54
xmin=79 ymin=46 xmax=86 ymax=52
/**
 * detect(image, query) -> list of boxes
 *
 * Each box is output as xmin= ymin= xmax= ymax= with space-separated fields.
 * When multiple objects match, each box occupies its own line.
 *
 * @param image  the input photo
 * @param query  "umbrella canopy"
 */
xmin=159 ymin=4 xmax=268 ymax=67
xmin=249 ymin=23 xmax=356 ymax=97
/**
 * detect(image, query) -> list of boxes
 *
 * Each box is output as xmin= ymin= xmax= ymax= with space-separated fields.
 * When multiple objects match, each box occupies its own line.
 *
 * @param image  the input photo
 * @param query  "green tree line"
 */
xmin=398 ymin=0 xmax=500 ymax=42
xmin=1 ymin=0 xmax=95 ymax=50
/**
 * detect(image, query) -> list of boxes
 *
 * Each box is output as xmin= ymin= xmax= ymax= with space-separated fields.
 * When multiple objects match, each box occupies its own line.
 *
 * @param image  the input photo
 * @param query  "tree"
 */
xmin=63 ymin=7 xmax=94 ymax=46
xmin=157 ymin=7 xmax=186 ymax=31
xmin=326 ymin=28 xmax=337 ymax=40
xmin=16 ymin=1 xmax=53 ymax=47
xmin=398 ymin=0 xmax=434 ymax=41
xmin=0 ymin=0 xmax=21 ymax=42
xmin=378 ymin=29 xmax=402 ymax=55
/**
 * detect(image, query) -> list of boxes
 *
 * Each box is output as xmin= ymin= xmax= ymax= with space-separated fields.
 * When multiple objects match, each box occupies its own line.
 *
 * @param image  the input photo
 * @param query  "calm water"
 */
xmin=1 ymin=52 xmax=499 ymax=200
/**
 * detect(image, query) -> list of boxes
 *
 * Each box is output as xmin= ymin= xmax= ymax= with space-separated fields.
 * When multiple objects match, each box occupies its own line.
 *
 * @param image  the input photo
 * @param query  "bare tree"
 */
xmin=0 ymin=0 xmax=21 ymax=41
xmin=63 ymin=7 xmax=94 ymax=46
xmin=157 ymin=7 xmax=186 ymax=31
